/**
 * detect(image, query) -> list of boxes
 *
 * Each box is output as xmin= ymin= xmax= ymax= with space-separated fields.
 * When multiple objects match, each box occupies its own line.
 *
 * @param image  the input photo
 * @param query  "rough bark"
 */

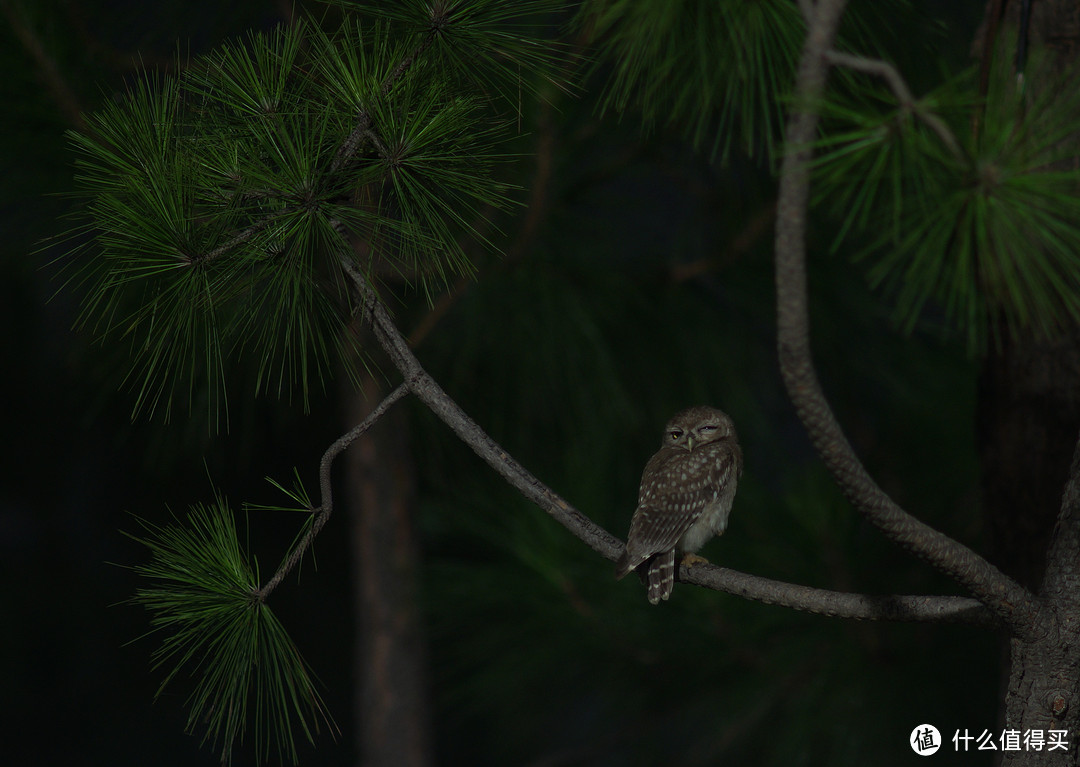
xmin=971 ymin=2 xmax=1080 ymax=763
xmin=1000 ymin=438 xmax=1080 ymax=766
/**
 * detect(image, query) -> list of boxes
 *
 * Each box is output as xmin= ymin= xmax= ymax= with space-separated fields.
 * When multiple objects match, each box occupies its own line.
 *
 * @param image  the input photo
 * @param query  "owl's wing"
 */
xmin=615 ymin=442 xmax=738 ymax=580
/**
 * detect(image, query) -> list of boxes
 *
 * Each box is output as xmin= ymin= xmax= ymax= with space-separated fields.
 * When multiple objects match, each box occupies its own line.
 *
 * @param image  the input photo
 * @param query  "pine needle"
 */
xmin=127 ymin=498 xmax=337 ymax=764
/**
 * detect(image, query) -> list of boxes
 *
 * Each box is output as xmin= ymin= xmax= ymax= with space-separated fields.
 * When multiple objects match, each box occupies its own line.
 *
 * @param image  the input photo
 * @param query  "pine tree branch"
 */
xmin=337 ymin=254 xmax=996 ymax=627
xmin=776 ymin=0 xmax=1043 ymax=640
xmin=342 ymin=256 xmax=620 ymax=557
xmin=256 ymin=382 xmax=410 ymax=600
xmin=189 ymin=20 xmax=444 ymax=270
xmin=197 ymin=26 xmax=443 ymax=266
xmin=193 ymin=25 xmax=442 ymax=266
xmin=823 ymin=50 xmax=964 ymax=160
xmin=680 ymin=564 xmax=996 ymax=625
xmin=329 ymin=24 xmax=441 ymax=174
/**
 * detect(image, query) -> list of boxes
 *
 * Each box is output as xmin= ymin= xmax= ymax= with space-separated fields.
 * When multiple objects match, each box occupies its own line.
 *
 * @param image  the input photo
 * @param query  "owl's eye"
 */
xmin=668 ymin=430 xmax=682 ymax=440
xmin=699 ymin=424 xmax=718 ymax=433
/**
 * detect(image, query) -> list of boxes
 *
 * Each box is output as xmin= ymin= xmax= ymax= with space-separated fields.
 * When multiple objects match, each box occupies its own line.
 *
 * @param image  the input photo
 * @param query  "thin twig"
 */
xmin=777 ymin=0 xmax=1042 ymax=639
xmin=338 ymin=255 xmax=996 ymax=626
xmin=363 ymin=128 xmax=392 ymax=161
xmin=256 ymin=382 xmax=410 ymax=600
xmin=825 ymin=50 xmax=916 ymax=103
xmin=824 ymin=50 xmax=964 ymax=161
xmin=192 ymin=206 xmax=295 ymax=265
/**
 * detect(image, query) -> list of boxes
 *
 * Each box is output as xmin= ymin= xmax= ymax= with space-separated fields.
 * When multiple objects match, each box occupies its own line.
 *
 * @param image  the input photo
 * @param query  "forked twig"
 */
xmin=824 ymin=50 xmax=965 ymax=161
xmin=256 ymin=382 xmax=410 ymax=600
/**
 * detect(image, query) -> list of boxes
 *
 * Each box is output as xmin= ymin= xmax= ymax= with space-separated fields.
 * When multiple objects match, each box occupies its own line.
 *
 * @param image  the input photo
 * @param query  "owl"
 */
xmin=615 ymin=406 xmax=743 ymax=604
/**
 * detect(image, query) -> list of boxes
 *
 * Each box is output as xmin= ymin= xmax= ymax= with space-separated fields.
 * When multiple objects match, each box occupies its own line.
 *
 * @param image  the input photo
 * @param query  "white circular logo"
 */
xmin=911 ymin=724 xmax=941 ymax=755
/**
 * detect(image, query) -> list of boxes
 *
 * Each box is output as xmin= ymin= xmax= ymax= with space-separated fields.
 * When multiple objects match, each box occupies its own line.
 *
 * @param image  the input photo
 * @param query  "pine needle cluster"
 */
xmin=128 ymin=497 xmax=335 ymax=764
xmin=60 ymin=1 xmax=569 ymax=424
xmin=580 ymin=2 xmax=1080 ymax=352
xmin=814 ymin=44 xmax=1080 ymax=351
xmin=578 ymin=0 xmax=804 ymax=161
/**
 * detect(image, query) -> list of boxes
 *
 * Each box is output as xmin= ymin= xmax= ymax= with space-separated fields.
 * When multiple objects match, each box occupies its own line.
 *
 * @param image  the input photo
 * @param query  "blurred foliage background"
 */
xmin=0 ymin=0 xmax=1012 ymax=764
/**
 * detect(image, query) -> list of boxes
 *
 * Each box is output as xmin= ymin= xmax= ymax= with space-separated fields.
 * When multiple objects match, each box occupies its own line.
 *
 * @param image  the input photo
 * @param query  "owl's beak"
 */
xmin=685 ymin=435 xmax=695 ymax=452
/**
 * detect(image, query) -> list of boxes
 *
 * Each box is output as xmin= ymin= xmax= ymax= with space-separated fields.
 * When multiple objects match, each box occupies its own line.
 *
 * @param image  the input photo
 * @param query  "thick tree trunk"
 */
xmin=345 ymin=373 xmax=432 ymax=767
xmin=999 ymin=436 xmax=1080 ymax=766
xmin=978 ymin=331 xmax=1080 ymax=590
xmin=975 ymin=3 xmax=1080 ymax=764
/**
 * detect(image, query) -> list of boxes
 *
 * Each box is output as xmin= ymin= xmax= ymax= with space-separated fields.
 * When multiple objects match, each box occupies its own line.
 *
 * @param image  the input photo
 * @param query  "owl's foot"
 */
xmin=680 ymin=553 xmax=710 ymax=568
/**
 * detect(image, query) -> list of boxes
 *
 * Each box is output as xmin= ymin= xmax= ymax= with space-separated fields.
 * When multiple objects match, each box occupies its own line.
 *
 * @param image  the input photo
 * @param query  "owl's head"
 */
xmin=661 ymin=406 xmax=736 ymax=452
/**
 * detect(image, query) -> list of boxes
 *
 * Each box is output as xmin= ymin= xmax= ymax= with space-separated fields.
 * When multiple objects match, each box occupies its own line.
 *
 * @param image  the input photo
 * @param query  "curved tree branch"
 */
xmin=256 ymin=382 xmax=410 ymax=600
xmin=775 ymin=0 xmax=1042 ymax=639
xmin=344 ymin=258 xmax=620 ymax=558
xmin=338 ymin=255 xmax=995 ymax=628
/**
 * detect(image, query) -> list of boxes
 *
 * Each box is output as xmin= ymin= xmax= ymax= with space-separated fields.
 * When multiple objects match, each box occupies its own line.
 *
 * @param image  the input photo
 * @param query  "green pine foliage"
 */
xmin=56 ymin=3 xmax=574 ymax=764
xmin=813 ymin=44 xmax=1080 ymax=351
xmin=578 ymin=0 xmax=805 ymax=160
xmin=581 ymin=1 xmax=1080 ymax=351
xmin=328 ymin=0 xmax=577 ymax=104
xmin=127 ymin=497 xmax=335 ymax=764
xmin=60 ymin=5 xmax=564 ymax=424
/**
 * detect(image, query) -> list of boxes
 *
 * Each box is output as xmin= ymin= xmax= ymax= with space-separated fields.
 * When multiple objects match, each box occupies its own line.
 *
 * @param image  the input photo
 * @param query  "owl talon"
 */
xmin=681 ymin=553 xmax=710 ymax=568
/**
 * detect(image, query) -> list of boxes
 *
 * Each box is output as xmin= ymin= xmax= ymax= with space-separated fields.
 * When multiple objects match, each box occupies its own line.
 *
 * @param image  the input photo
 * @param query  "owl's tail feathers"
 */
xmin=645 ymin=550 xmax=675 ymax=604
xmin=616 ymin=548 xmax=675 ymax=604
